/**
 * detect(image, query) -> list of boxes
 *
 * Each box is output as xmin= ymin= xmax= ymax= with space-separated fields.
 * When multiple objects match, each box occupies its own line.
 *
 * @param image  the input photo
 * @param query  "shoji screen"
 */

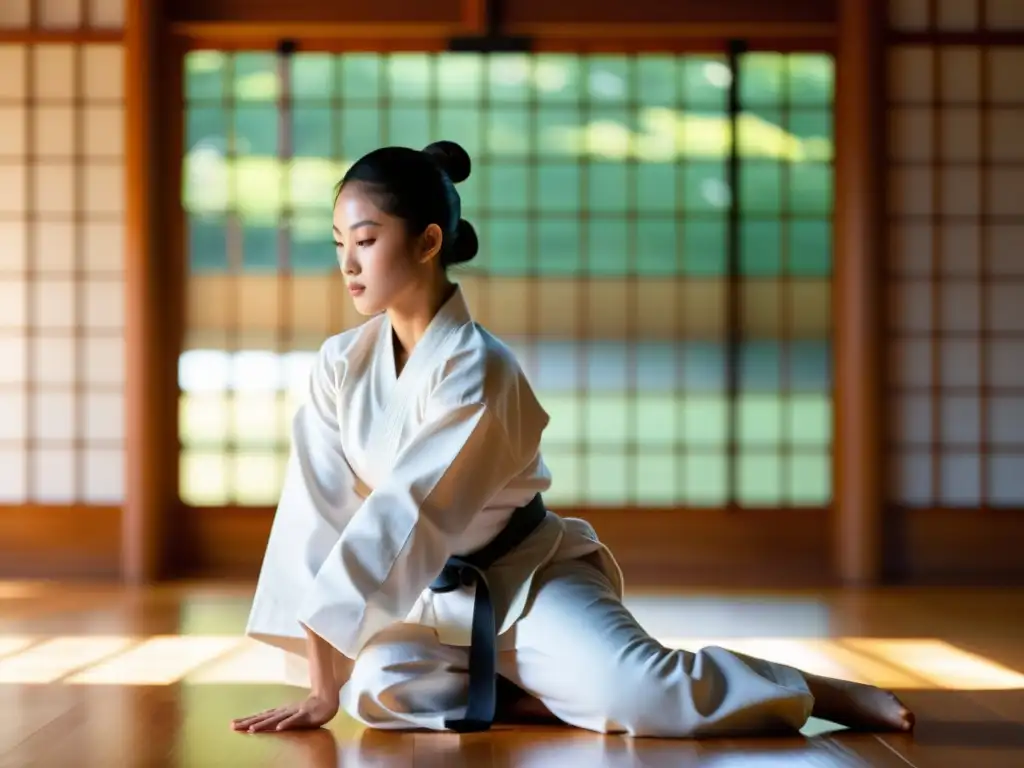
xmin=0 ymin=0 xmax=126 ymax=504
xmin=178 ymin=51 xmax=835 ymax=510
xmin=888 ymin=0 xmax=1024 ymax=507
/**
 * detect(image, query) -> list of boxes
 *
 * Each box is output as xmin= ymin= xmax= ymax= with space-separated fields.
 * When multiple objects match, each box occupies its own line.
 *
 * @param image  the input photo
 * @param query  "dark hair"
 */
xmin=336 ymin=140 xmax=478 ymax=268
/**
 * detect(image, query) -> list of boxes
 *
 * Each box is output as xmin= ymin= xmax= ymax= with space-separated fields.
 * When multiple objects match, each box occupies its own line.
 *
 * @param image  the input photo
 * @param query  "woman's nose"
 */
xmin=341 ymin=250 xmax=358 ymax=275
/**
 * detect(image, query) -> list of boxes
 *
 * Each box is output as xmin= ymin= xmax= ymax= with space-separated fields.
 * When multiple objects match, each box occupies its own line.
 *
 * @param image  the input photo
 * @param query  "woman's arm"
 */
xmin=305 ymin=623 xmax=353 ymax=699
xmin=232 ymin=619 xmax=357 ymax=734
xmin=235 ymin=337 xmax=363 ymax=733
xmin=245 ymin=337 xmax=363 ymax=631
xmin=297 ymin=374 xmax=527 ymax=660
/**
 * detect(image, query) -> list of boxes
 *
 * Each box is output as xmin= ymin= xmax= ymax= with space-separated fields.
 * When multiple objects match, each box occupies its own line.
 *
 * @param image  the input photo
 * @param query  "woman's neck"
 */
xmin=387 ymin=278 xmax=456 ymax=373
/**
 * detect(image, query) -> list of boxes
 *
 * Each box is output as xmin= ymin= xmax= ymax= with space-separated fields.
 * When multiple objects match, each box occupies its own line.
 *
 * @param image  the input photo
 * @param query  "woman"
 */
xmin=232 ymin=141 xmax=915 ymax=738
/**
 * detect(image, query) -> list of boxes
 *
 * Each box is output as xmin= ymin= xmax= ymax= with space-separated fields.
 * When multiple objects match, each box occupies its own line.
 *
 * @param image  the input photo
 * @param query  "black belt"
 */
xmin=428 ymin=493 xmax=547 ymax=733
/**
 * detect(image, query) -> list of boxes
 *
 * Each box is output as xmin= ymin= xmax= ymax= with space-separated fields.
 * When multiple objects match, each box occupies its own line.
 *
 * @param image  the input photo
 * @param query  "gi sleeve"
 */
xmin=296 ymin=380 xmax=523 ymax=658
xmin=246 ymin=339 xmax=363 ymax=632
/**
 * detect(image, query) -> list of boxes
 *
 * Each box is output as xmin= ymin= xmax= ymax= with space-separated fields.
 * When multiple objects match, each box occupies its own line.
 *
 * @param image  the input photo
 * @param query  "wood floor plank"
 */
xmin=693 ymin=732 xmax=915 ymax=767
xmin=0 ymin=583 xmax=1022 ymax=766
xmin=873 ymin=688 xmax=1024 ymax=768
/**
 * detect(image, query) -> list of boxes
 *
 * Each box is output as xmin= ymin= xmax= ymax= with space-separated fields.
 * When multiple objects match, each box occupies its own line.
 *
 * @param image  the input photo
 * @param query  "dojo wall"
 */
xmin=883 ymin=0 xmax=1024 ymax=579
xmin=0 ymin=0 xmax=1022 ymax=586
xmin=0 ymin=1 xmax=127 ymax=576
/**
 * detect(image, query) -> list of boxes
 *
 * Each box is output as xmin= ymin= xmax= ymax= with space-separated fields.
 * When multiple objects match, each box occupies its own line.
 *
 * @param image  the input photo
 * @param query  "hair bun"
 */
xmin=446 ymin=218 xmax=478 ymax=266
xmin=423 ymin=140 xmax=471 ymax=184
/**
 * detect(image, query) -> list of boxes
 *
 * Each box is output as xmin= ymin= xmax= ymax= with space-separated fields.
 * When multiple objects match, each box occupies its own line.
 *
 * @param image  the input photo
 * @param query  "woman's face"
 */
xmin=333 ymin=183 xmax=439 ymax=316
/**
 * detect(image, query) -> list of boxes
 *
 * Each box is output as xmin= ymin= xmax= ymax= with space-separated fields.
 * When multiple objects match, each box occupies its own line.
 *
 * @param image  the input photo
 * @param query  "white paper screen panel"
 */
xmin=0 ymin=0 xmax=123 ymax=30
xmin=890 ymin=0 xmax=1024 ymax=31
xmin=0 ymin=42 xmax=125 ymax=504
xmin=887 ymin=24 xmax=1024 ymax=507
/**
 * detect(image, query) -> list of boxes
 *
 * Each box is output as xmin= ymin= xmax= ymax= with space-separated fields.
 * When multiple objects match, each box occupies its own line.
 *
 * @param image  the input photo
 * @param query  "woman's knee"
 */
xmin=346 ymin=635 xmax=423 ymax=704
xmin=342 ymin=627 xmax=465 ymax=725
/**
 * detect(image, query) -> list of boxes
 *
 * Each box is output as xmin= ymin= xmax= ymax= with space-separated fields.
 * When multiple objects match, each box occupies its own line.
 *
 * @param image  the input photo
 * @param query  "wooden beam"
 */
xmin=175 ymin=506 xmax=835 ymax=587
xmin=1 ymin=504 xmax=1021 ymax=584
xmin=169 ymin=21 xmax=463 ymax=41
xmin=0 ymin=506 xmax=121 ymax=580
xmin=123 ymin=0 xmax=164 ymax=584
xmin=169 ymin=505 xmax=1024 ymax=587
xmin=833 ymin=0 xmax=886 ymax=586
xmin=0 ymin=29 xmax=122 ymax=43
xmin=169 ymin=20 xmax=835 ymax=42
xmin=462 ymin=0 xmax=487 ymax=33
xmin=504 ymin=22 xmax=835 ymax=38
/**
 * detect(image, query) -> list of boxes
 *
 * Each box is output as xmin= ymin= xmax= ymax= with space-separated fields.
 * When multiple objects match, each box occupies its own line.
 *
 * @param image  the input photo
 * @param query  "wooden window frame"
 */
xmin=10 ymin=0 xmax=1021 ymax=587
xmin=154 ymin=8 xmax=850 ymax=587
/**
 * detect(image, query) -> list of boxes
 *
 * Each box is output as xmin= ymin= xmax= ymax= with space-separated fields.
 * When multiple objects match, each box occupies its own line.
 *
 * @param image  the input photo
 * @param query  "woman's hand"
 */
xmin=231 ymin=694 xmax=339 ymax=733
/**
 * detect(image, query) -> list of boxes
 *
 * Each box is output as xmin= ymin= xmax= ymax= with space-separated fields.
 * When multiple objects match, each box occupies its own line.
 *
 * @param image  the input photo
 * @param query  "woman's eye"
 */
xmin=357 ymin=239 xmax=375 ymax=247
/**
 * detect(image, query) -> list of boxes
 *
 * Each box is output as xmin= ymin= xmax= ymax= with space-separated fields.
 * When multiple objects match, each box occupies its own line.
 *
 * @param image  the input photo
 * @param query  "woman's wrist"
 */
xmin=302 ymin=624 xmax=340 ymax=702
xmin=310 ymin=685 xmax=340 ymax=708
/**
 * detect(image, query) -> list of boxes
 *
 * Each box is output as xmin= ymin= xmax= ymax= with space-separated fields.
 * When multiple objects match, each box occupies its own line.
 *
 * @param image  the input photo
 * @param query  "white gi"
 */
xmin=245 ymin=286 xmax=814 ymax=737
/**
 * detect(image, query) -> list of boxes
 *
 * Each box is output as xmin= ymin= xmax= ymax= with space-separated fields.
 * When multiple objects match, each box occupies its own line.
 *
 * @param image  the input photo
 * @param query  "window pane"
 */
xmin=293 ymin=107 xmax=333 ymax=157
xmin=682 ymin=453 xmax=728 ymax=505
xmin=635 ymin=451 xmax=678 ymax=504
xmin=790 ymin=163 xmax=832 ymax=215
xmin=178 ymin=51 xmax=835 ymax=510
xmin=181 ymin=450 xmax=229 ymax=506
xmin=739 ymin=396 xmax=783 ymax=447
xmin=636 ymin=217 xmax=677 ymax=276
xmin=787 ymin=452 xmax=831 ymax=505
xmin=788 ymin=395 xmax=832 ymax=445
xmin=738 ymin=453 xmax=783 ymax=506
xmin=232 ymin=53 xmax=278 ymax=102
xmin=185 ymin=51 xmax=226 ymax=101
xmin=790 ymin=220 xmax=831 ymax=276
xmin=585 ymin=395 xmax=628 ymax=447
xmin=536 ymin=163 xmax=580 ymax=211
xmin=585 ymin=452 xmax=629 ymax=504
xmin=290 ymin=54 xmax=334 ymax=101
xmin=488 ymin=163 xmax=529 ymax=213
xmin=636 ymin=163 xmax=676 ymax=212
xmin=741 ymin=220 xmax=782 ymax=275
xmin=587 ymin=218 xmax=628 ymax=276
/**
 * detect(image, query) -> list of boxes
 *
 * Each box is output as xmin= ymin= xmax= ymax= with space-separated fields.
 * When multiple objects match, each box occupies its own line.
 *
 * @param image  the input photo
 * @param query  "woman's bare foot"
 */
xmin=805 ymin=673 xmax=915 ymax=732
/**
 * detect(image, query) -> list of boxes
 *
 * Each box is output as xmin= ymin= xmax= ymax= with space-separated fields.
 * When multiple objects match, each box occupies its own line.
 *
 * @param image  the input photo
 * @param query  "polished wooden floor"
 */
xmin=1 ymin=582 xmax=1023 ymax=767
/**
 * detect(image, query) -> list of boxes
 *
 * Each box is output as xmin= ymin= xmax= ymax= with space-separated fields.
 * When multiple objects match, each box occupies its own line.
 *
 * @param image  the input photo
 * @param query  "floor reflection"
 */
xmin=1 ymin=634 xmax=1021 ymax=691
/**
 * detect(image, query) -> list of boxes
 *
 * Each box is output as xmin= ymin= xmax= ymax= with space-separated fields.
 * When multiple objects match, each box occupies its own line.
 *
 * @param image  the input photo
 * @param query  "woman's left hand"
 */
xmin=231 ymin=694 xmax=339 ymax=733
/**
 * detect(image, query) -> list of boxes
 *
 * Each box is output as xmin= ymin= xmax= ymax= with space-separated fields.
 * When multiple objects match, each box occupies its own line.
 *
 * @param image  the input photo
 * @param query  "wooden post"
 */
xmin=833 ymin=0 xmax=886 ymax=585
xmin=123 ymin=0 xmax=163 ymax=583
xmin=462 ymin=0 xmax=487 ymax=34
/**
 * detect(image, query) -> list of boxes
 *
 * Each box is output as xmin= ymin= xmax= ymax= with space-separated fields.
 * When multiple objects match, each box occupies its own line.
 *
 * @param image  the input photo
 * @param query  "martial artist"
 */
xmin=232 ymin=141 xmax=915 ymax=738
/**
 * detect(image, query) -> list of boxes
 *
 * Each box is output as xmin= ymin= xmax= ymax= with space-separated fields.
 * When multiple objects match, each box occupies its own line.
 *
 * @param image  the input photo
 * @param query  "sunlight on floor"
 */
xmin=0 ymin=634 xmax=1021 ymax=690
xmin=0 ymin=637 xmax=135 ymax=684
xmin=659 ymin=637 xmax=930 ymax=688
xmin=839 ymin=638 xmax=1024 ymax=691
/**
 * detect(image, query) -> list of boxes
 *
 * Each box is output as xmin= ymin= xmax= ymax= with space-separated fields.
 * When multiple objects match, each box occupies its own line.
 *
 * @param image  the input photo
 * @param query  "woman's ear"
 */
xmin=418 ymin=223 xmax=444 ymax=265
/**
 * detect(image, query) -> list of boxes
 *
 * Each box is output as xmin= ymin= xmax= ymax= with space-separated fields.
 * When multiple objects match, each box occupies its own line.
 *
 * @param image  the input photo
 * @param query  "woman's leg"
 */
xmin=340 ymin=623 xmax=470 ymax=731
xmin=340 ymin=623 xmax=562 ymax=729
xmin=802 ymin=672 xmax=915 ymax=732
xmin=499 ymin=556 xmax=913 ymax=738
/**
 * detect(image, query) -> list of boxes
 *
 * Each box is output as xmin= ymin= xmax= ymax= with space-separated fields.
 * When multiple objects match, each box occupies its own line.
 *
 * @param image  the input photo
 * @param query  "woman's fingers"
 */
xmin=246 ymin=708 xmax=296 ymax=733
xmin=231 ymin=697 xmax=333 ymax=734
xmin=273 ymin=710 xmax=310 ymax=731
xmin=231 ymin=709 xmax=279 ymax=730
